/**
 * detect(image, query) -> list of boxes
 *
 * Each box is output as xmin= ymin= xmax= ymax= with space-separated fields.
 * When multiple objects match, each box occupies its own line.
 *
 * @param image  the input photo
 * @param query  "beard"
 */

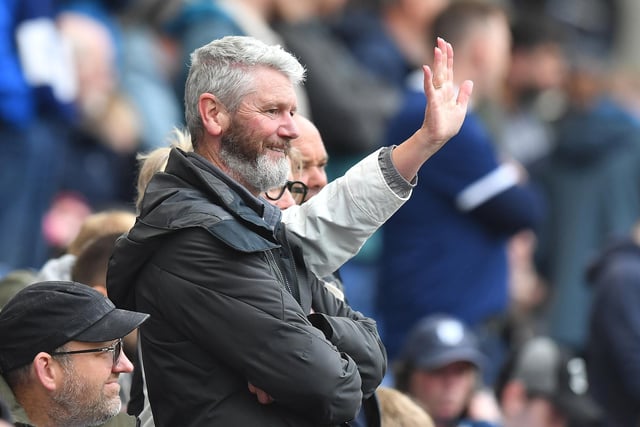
xmin=220 ymin=119 xmax=289 ymax=193
xmin=50 ymin=360 xmax=122 ymax=427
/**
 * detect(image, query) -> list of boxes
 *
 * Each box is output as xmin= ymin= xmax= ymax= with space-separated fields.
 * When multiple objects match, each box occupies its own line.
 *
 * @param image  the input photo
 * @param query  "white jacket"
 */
xmin=282 ymin=147 xmax=412 ymax=278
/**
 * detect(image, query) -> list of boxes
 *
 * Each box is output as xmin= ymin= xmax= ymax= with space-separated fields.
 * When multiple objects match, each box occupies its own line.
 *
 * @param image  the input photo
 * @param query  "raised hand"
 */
xmin=391 ymin=37 xmax=473 ymax=181
xmin=420 ymin=37 xmax=473 ymax=150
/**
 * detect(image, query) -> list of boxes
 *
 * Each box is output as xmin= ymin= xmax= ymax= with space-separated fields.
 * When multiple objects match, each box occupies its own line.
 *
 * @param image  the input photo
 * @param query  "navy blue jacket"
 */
xmin=377 ymin=88 xmax=543 ymax=359
xmin=586 ymin=238 xmax=640 ymax=427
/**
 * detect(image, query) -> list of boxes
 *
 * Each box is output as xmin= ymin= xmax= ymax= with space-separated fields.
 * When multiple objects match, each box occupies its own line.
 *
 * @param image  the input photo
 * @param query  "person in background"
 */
xmin=35 ymin=210 xmax=136 ymax=283
xmin=134 ymin=128 xmax=194 ymax=214
xmin=0 ymin=0 xmax=76 ymax=274
xmin=497 ymin=11 xmax=569 ymax=166
xmin=287 ymin=113 xmax=378 ymax=316
xmin=51 ymin=10 xmax=140 ymax=223
xmin=0 ymin=281 xmax=149 ymax=427
xmin=264 ymin=148 xmax=306 ymax=210
xmin=273 ymin=0 xmax=401 ymax=159
xmin=530 ymin=32 xmax=640 ymax=354
xmin=376 ymin=386 xmax=435 ymax=427
xmin=289 ymin=115 xmax=328 ymax=201
xmin=71 ymin=232 xmax=140 ymax=414
xmin=393 ymin=314 xmax=500 ymax=427
xmin=377 ymin=1 xmax=544 ymax=384
xmin=334 ymin=0 xmax=450 ymax=90
xmin=585 ymin=221 xmax=640 ymax=427
xmin=495 ymin=336 xmax=602 ymax=427
xmin=107 ymin=34 xmax=471 ymax=426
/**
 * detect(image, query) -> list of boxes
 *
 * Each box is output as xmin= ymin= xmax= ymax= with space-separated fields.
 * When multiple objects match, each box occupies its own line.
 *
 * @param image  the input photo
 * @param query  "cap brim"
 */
xmin=74 ymin=308 xmax=149 ymax=342
xmin=415 ymin=347 xmax=486 ymax=371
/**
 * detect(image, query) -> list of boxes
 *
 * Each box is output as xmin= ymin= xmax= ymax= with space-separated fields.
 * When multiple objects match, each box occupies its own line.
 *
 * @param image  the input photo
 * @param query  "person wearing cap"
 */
xmin=494 ymin=336 xmax=602 ymax=427
xmin=393 ymin=314 xmax=500 ymax=427
xmin=0 ymin=281 xmax=149 ymax=427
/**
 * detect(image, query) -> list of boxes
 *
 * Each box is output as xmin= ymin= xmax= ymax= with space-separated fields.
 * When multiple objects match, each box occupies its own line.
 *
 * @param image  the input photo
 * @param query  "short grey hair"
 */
xmin=184 ymin=35 xmax=306 ymax=147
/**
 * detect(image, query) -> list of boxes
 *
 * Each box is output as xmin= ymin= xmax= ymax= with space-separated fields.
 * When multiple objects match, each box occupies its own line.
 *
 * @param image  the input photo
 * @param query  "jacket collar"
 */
xmin=137 ymin=148 xmax=282 ymax=252
xmin=144 ymin=148 xmax=282 ymax=233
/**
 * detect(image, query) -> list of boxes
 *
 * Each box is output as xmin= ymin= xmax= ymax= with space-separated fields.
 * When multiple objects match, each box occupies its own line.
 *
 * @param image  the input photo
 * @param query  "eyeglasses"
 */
xmin=265 ymin=180 xmax=308 ymax=205
xmin=52 ymin=338 xmax=122 ymax=368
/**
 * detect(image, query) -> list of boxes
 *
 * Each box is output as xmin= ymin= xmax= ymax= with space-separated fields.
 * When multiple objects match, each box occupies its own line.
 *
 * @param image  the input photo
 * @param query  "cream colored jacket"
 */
xmin=282 ymin=147 xmax=412 ymax=278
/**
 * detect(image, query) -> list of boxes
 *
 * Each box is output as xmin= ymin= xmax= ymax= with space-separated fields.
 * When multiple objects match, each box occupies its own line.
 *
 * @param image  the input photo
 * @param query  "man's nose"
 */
xmin=279 ymin=114 xmax=299 ymax=140
xmin=308 ymin=167 xmax=327 ymax=188
xmin=114 ymin=351 xmax=134 ymax=373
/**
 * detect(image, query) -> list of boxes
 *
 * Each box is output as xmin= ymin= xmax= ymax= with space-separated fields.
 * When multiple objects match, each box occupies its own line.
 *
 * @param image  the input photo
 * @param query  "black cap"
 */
xmin=507 ymin=337 xmax=601 ymax=423
xmin=397 ymin=314 xmax=485 ymax=370
xmin=0 ymin=281 xmax=149 ymax=373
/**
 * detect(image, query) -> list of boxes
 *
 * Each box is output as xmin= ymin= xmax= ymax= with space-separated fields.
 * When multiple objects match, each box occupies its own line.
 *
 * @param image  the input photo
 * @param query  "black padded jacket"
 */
xmin=107 ymin=148 xmax=386 ymax=427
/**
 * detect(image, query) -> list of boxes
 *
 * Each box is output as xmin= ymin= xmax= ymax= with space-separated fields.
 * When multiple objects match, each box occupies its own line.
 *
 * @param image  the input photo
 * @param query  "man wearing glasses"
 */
xmin=265 ymin=179 xmax=308 ymax=207
xmin=0 ymin=281 xmax=149 ymax=427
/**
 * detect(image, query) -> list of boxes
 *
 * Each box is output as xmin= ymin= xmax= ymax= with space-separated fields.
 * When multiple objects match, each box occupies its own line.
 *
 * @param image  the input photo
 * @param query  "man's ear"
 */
xmin=32 ymin=352 xmax=61 ymax=391
xmin=198 ymin=93 xmax=229 ymax=136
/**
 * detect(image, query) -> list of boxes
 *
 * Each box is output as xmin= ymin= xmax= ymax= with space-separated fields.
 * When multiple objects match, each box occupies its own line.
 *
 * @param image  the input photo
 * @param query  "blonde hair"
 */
xmin=288 ymin=146 xmax=303 ymax=180
xmin=377 ymin=386 xmax=435 ymax=427
xmin=135 ymin=128 xmax=194 ymax=212
xmin=67 ymin=210 xmax=136 ymax=256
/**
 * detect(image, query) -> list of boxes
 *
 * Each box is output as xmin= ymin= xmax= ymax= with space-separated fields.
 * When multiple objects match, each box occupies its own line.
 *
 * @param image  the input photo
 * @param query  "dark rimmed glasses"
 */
xmin=265 ymin=180 xmax=309 ymax=205
xmin=52 ymin=338 xmax=123 ymax=367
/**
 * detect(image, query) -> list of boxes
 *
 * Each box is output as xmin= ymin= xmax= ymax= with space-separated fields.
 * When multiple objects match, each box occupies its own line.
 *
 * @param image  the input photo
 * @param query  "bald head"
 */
xmin=291 ymin=115 xmax=328 ymax=200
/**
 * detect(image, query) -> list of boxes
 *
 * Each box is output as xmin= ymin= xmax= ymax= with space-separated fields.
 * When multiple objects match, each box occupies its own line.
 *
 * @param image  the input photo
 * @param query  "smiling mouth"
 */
xmin=267 ymin=144 xmax=289 ymax=155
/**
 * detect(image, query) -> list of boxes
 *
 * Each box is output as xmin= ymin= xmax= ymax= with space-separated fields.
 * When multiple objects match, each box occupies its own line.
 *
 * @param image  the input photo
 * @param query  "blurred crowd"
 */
xmin=2 ymin=0 xmax=640 ymax=426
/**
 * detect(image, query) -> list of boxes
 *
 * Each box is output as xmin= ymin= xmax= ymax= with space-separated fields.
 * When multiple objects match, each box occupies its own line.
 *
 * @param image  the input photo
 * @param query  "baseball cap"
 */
xmin=502 ymin=336 xmax=601 ymax=423
xmin=0 ymin=281 xmax=149 ymax=373
xmin=397 ymin=314 xmax=486 ymax=370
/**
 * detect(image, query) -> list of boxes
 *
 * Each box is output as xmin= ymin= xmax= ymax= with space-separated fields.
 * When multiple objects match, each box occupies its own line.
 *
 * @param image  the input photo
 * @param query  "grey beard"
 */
xmin=221 ymin=147 xmax=289 ymax=193
xmin=50 ymin=359 xmax=121 ymax=427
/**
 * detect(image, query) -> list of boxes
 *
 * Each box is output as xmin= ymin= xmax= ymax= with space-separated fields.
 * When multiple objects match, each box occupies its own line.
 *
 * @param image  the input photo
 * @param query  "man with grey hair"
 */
xmin=107 ymin=35 xmax=472 ymax=426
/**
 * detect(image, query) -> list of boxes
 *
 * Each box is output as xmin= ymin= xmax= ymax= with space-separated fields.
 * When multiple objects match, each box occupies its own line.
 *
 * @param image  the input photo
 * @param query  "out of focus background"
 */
xmin=3 ymin=0 xmax=640 ymax=424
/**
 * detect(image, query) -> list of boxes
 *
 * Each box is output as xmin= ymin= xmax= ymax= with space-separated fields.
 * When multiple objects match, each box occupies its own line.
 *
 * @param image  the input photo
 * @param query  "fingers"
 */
xmin=425 ymin=38 xmax=473 ymax=104
xmin=432 ymin=39 xmax=445 ymax=89
xmin=248 ymin=382 xmax=274 ymax=404
xmin=457 ymin=80 xmax=474 ymax=107
xmin=422 ymin=65 xmax=434 ymax=96
xmin=255 ymin=389 xmax=273 ymax=404
xmin=431 ymin=38 xmax=454 ymax=90
xmin=446 ymin=41 xmax=454 ymax=82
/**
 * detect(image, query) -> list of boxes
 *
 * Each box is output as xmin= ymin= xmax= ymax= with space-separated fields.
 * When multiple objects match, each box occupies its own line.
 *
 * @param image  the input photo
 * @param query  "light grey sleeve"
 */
xmin=282 ymin=148 xmax=413 ymax=277
xmin=378 ymin=145 xmax=416 ymax=198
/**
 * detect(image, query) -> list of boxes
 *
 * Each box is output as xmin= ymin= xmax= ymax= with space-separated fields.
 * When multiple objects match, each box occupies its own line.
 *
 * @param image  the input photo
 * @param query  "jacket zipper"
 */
xmin=266 ymin=250 xmax=293 ymax=296
xmin=281 ymin=235 xmax=301 ymax=303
